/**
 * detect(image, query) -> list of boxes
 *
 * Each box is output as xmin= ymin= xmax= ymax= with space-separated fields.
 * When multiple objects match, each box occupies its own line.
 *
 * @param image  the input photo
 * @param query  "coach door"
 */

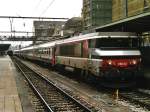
xmin=51 ymin=47 xmax=55 ymax=66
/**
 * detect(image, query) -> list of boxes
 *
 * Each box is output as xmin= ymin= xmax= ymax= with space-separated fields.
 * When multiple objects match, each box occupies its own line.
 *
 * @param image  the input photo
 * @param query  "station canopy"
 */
xmin=0 ymin=44 xmax=10 ymax=51
xmin=95 ymin=11 xmax=150 ymax=32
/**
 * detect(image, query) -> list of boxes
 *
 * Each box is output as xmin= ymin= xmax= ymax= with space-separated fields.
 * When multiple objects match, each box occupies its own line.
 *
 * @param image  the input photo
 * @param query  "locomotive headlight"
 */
xmin=108 ymin=60 xmax=112 ymax=65
xmin=132 ymin=59 xmax=137 ymax=65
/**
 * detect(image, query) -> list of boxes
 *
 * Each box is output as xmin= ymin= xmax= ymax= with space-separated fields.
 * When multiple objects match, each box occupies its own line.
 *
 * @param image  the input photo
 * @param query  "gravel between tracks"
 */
xmin=20 ymin=59 xmax=142 ymax=112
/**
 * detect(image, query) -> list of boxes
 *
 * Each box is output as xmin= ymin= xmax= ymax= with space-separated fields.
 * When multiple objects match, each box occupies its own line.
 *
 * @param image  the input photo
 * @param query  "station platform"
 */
xmin=0 ymin=55 xmax=22 ymax=112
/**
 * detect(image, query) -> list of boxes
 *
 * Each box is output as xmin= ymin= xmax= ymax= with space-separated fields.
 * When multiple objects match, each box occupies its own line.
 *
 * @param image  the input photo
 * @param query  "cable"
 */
xmin=34 ymin=0 xmax=43 ymax=11
xmin=32 ymin=0 xmax=43 ymax=16
xmin=40 ymin=0 xmax=55 ymax=16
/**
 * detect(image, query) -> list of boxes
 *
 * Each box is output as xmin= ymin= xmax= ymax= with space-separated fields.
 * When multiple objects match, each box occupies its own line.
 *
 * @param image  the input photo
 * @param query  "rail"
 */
xmin=14 ymin=57 xmax=93 ymax=112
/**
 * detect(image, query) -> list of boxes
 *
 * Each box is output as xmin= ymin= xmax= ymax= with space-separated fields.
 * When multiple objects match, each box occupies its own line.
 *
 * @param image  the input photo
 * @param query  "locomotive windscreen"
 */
xmin=95 ymin=38 xmax=139 ymax=48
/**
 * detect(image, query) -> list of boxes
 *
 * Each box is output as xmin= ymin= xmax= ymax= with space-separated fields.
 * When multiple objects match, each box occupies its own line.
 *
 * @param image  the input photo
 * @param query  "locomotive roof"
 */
xmin=56 ymin=32 xmax=138 ymax=45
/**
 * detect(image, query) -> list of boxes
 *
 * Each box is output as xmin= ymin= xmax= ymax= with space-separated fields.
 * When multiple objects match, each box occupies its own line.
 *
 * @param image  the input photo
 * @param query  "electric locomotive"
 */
xmin=14 ymin=32 xmax=142 ymax=88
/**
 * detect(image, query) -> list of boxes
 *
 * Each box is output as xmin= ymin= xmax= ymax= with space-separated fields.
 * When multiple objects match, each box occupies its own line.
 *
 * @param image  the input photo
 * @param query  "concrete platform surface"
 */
xmin=0 ymin=56 xmax=22 ymax=112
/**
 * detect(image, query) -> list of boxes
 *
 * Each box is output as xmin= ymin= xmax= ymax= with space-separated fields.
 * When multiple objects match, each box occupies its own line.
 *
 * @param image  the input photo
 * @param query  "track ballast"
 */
xmin=14 ymin=57 xmax=93 ymax=112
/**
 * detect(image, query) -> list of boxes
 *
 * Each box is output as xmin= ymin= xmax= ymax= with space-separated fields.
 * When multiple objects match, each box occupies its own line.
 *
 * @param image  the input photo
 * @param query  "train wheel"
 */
xmin=82 ymin=70 xmax=90 ymax=83
xmin=80 ymin=70 xmax=85 ymax=79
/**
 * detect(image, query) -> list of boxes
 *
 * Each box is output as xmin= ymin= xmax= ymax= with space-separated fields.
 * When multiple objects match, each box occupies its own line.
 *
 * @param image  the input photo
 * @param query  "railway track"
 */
xmin=119 ymin=89 xmax=150 ymax=110
xmin=14 ymin=58 xmax=94 ymax=112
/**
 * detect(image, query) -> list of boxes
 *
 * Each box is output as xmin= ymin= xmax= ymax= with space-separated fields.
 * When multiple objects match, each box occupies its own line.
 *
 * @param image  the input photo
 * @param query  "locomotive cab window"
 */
xmin=95 ymin=38 xmax=139 ymax=49
xmin=89 ymin=37 xmax=139 ymax=59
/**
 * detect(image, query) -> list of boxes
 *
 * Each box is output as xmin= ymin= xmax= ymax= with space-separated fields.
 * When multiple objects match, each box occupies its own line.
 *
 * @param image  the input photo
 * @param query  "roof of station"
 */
xmin=0 ymin=44 xmax=10 ymax=51
xmin=95 ymin=11 xmax=150 ymax=32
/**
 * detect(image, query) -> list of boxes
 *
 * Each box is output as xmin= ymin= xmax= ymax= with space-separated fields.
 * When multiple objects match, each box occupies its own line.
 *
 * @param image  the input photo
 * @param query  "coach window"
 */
xmin=74 ymin=42 xmax=82 ymax=57
xmin=44 ymin=49 xmax=46 ymax=54
xmin=42 ymin=49 xmax=44 ymax=54
xmin=43 ymin=49 xmax=45 ymax=54
xmin=38 ymin=49 xmax=40 ymax=54
xmin=46 ymin=49 xmax=48 ymax=54
xmin=46 ymin=48 xmax=48 ymax=54
xmin=45 ymin=48 xmax=47 ymax=54
xmin=49 ymin=48 xmax=52 ymax=56
xmin=143 ymin=36 xmax=150 ymax=47
xmin=45 ymin=49 xmax=47 ymax=54
xmin=47 ymin=49 xmax=49 ymax=54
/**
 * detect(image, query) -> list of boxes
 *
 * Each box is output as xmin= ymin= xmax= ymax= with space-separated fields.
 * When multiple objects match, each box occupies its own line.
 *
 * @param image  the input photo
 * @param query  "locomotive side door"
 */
xmin=82 ymin=39 xmax=94 ymax=73
xmin=82 ymin=40 xmax=89 ymax=58
xmin=87 ymin=39 xmax=100 ymax=76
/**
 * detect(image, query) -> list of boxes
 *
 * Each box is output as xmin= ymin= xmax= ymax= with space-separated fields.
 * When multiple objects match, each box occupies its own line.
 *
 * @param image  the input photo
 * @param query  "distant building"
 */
xmin=33 ymin=21 xmax=65 ymax=42
xmin=63 ymin=17 xmax=83 ymax=37
xmin=82 ymin=0 xmax=112 ymax=30
xmin=112 ymin=0 xmax=150 ymax=21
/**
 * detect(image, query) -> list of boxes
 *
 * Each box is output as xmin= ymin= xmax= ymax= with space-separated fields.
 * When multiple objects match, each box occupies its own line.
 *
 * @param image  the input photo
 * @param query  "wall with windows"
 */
xmin=112 ymin=0 xmax=150 ymax=22
xmin=82 ymin=0 xmax=112 ymax=29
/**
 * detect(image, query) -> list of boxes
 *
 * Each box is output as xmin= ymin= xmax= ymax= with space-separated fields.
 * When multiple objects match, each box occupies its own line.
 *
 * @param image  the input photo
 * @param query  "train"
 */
xmin=14 ymin=32 xmax=142 ymax=88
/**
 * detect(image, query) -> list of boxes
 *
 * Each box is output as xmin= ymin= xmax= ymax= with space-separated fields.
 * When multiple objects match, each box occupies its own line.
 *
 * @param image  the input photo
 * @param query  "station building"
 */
xmin=112 ymin=0 xmax=150 ymax=21
xmin=82 ymin=0 xmax=150 ymax=30
xmin=82 ymin=0 xmax=112 ymax=30
xmin=33 ymin=21 xmax=65 ymax=44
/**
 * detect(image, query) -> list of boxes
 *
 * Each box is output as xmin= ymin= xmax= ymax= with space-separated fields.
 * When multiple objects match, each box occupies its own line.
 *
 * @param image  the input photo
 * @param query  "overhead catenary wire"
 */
xmin=32 ymin=0 xmax=43 ymax=16
xmin=40 ymin=0 xmax=55 ymax=16
xmin=34 ymin=0 xmax=43 ymax=11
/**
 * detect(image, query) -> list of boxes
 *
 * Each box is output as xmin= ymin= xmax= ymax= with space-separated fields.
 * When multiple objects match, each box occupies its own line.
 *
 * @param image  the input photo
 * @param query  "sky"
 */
xmin=0 ymin=0 xmax=82 ymax=46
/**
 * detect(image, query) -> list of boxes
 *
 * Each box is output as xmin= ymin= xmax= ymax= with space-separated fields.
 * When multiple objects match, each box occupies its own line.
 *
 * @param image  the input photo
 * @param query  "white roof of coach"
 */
xmin=57 ymin=32 xmax=137 ymax=45
xmin=20 ymin=46 xmax=34 ymax=51
xmin=13 ymin=49 xmax=20 ymax=52
xmin=13 ymin=47 xmax=33 ymax=52
xmin=18 ymin=40 xmax=57 ymax=51
xmin=38 ymin=41 xmax=56 ymax=48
